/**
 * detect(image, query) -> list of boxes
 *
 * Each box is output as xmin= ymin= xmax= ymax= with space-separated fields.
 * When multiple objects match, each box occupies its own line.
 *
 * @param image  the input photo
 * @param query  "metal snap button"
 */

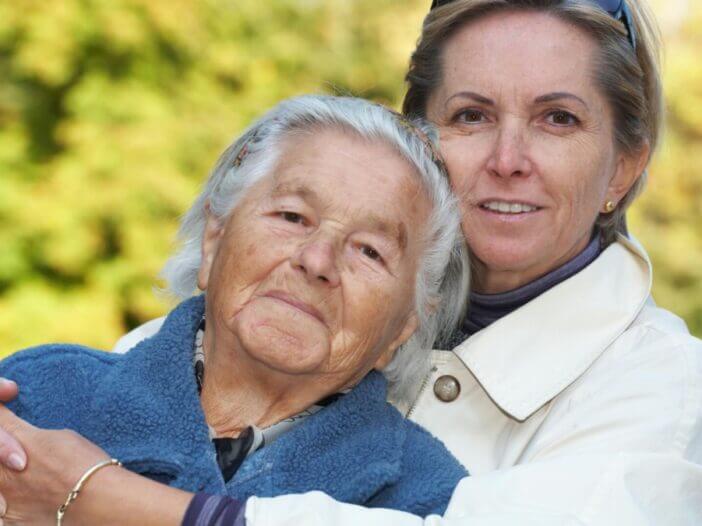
xmin=433 ymin=375 xmax=460 ymax=402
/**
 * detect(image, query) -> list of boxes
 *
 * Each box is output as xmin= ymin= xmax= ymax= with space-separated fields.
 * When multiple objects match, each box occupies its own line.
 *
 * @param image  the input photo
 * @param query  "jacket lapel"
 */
xmin=452 ymin=236 xmax=651 ymax=421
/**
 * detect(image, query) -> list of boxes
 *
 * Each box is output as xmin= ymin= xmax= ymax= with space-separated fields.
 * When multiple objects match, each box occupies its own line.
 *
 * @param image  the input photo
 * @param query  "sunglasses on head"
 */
xmin=429 ymin=0 xmax=636 ymax=49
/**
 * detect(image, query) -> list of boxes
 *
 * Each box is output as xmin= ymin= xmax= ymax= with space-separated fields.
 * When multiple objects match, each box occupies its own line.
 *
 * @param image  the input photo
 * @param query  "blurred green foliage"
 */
xmin=0 ymin=0 xmax=700 ymax=355
xmin=629 ymin=3 xmax=702 ymax=337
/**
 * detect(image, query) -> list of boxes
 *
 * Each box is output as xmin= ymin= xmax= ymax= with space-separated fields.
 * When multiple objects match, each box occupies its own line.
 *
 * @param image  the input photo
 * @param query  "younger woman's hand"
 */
xmin=0 ymin=405 xmax=113 ymax=525
xmin=0 ymin=378 xmax=194 ymax=526
xmin=0 ymin=379 xmax=27 ymax=473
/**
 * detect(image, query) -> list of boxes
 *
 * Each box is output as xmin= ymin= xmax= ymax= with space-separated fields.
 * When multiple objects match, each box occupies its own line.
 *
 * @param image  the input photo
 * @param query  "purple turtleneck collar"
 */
xmin=443 ymin=232 xmax=602 ymax=348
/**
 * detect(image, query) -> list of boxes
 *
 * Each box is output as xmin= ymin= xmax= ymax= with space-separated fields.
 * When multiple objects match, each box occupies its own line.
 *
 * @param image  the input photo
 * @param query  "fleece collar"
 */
xmin=89 ymin=295 xmax=406 ymax=500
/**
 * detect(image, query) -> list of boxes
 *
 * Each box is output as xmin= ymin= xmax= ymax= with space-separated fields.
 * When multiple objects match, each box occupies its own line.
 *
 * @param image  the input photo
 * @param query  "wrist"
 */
xmin=57 ymin=459 xmax=121 ymax=525
xmin=65 ymin=465 xmax=192 ymax=526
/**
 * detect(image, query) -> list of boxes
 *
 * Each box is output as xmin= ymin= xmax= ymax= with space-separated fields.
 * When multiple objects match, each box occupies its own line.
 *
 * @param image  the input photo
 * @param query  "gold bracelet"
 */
xmin=56 ymin=458 xmax=122 ymax=526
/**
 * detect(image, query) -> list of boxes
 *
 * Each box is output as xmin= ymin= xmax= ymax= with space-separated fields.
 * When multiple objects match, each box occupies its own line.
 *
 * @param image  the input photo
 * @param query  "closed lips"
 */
xmin=263 ymin=291 xmax=325 ymax=323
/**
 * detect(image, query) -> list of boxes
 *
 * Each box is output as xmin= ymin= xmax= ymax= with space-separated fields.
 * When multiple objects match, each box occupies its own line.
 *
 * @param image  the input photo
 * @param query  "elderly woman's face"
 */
xmin=197 ymin=129 xmax=430 ymax=389
xmin=427 ymin=11 xmax=644 ymax=292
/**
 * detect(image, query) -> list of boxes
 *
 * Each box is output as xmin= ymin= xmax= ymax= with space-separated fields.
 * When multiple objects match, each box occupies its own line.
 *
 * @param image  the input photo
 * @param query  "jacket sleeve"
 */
xmin=244 ymin=329 xmax=702 ymax=526
xmin=245 ymin=454 xmax=702 ymax=526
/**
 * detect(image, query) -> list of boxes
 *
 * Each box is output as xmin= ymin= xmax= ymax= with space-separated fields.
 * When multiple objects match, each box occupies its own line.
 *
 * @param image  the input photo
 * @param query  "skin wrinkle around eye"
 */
xmin=269 ymin=179 xmax=407 ymax=256
xmin=444 ymin=96 xmax=591 ymax=136
xmin=268 ymin=193 xmax=407 ymax=277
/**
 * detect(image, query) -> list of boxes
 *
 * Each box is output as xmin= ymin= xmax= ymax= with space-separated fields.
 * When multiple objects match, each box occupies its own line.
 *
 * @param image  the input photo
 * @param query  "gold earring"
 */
xmin=604 ymin=200 xmax=616 ymax=213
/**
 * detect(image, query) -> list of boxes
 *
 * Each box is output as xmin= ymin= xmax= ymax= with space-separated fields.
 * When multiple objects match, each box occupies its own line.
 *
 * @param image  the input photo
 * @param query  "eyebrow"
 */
xmin=533 ymin=92 xmax=589 ymax=110
xmin=270 ymin=182 xmax=320 ymax=201
xmin=366 ymin=215 xmax=408 ymax=251
xmin=445 ymin=91 xmax=590 ymax=111
xmin=445 ymin=91 xmax=495 ymax=107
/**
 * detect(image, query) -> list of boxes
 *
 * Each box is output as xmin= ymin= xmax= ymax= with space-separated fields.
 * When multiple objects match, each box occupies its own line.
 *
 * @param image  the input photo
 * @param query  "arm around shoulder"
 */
xmin=244 ymin=322 xmax=702 ymax=526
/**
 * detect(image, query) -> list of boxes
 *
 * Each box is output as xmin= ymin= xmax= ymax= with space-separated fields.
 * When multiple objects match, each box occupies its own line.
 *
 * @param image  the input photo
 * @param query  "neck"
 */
xmin=460 ymin=231 xmax=602 ymax=338
xmin=199 ymin=328 xmax=344 ymax=438
xmin=473 ymin=233 xmax=594 ymax=294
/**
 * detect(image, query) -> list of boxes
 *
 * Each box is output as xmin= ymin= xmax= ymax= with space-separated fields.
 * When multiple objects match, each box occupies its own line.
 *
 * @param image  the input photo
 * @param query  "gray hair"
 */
xmin=403 ymin=0 xmax=663 ymax=246
xmin=161 ymin=95 xmax=470 ymax=405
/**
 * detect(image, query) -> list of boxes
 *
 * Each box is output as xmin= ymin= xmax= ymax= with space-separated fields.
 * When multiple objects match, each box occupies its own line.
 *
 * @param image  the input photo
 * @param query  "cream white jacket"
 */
xmin=115 ymin=237 xmax=702 ymax=525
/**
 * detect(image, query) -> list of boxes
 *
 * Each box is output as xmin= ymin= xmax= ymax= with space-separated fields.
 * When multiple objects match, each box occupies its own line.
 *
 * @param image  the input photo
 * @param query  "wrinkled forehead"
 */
xmin=439 ymin=10 xmax=599 ymax=101
xmin=259 ymin=129 xmax=432 ymax=244
xmin=271 ymin=127 xmax=427 ymax=197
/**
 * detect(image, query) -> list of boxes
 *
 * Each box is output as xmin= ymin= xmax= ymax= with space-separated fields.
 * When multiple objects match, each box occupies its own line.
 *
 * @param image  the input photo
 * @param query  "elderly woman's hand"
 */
xmin=0 ymin=402 xmax=113 ymax=525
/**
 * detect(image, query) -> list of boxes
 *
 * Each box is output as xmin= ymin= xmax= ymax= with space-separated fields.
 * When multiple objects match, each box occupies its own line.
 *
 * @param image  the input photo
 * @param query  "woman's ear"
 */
xmin=197 ymin=202 xmax=224 ymax=291
xmin=373 ymin=313 xmax=419 ymax=371
xmin=605 ymin=142 xmax=651 ymax=208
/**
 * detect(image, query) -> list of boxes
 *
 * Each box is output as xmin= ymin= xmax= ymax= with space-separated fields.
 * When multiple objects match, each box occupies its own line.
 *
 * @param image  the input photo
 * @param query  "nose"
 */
xmin=485 ymin=121 xmax=532 ymax=179
xmin=291 ymin=237 xmax=340 ymax=287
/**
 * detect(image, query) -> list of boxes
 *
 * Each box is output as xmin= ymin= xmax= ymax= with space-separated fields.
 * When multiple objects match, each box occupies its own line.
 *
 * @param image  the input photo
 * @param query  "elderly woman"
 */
xmin=0 ymin=95 xmax=470 ymax=524
xmin=0 ymin=0 xmax=701 ymax=524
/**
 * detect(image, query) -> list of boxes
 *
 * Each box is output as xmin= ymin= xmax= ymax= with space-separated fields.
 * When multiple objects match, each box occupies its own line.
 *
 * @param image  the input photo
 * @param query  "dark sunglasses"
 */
xmin=429 ymin=0 xmax=636 ymax=49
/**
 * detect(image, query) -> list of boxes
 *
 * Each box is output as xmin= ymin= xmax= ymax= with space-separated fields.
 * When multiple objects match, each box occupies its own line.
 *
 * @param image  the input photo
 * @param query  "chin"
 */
xmin=470 ymin=236 xmax=549 ymax=278
xmin=251 ymin=335 xmax=330 ymax=375
xmin=236 ymin=320 xmax=331 ymax=376
xmin=231 ymin=297 xmax=333 ymax=374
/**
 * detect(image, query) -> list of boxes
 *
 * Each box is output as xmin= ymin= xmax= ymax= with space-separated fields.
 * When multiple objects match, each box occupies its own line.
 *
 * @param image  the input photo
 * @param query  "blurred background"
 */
xmin=0 ymin=0 xmax=700 ymax=355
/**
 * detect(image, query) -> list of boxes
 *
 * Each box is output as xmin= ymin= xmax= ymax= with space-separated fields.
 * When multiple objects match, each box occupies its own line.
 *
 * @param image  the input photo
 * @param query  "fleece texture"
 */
xmin=1 ymin=295 xmax=466 ymax=516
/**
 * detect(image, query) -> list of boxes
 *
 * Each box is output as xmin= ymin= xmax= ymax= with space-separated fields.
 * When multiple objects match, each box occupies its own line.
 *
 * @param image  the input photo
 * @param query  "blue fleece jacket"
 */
xmin=1 ymin=295 xmax=466 ymax=516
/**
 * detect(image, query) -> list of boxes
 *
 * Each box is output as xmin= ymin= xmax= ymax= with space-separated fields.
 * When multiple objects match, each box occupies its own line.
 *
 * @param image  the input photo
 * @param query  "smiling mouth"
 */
xmin=262 ymin=291 xmax=325 ymax=324
xmin=479 ymin=200 xmax=543 ymax=214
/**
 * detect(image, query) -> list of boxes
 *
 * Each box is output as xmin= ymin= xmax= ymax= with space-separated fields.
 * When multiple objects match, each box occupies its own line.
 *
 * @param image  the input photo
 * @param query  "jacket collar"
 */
xmin=452 ymin=236 xmax=652 ymax=421
xmin=91 ymin=294 xmax=222 ymax=489
xmin=227 ymin=371 xmax=406 ymax=503
xmin=91 ymin=295 xmax=405 ymax=498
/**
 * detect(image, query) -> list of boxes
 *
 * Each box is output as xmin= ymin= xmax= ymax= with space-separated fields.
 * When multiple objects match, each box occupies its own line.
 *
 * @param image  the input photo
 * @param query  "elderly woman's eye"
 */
xmin=360 ymin=245 xmax=383 ymax=263
xmin=279 ymin=211 xmax=305 ymax=224
xmin=546 ymin=110 xmax=579 ymax=126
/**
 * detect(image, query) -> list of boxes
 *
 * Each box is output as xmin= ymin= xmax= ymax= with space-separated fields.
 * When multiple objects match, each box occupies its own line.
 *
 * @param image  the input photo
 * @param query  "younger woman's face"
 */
xmin=427 ymin=10 xmax=644 ymax=293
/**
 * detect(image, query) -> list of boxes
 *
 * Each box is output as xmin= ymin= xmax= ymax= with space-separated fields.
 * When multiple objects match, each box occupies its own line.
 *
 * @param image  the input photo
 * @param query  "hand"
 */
xmin=0 ymin=379 xmax=26 ymax=473
xmin=0 ymin=379 xmax=193 ymax=526
xmin=0 ymin=406 xmax=112 ymax=525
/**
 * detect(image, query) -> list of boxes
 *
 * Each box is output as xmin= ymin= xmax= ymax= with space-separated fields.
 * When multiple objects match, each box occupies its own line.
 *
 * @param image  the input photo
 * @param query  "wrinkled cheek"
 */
xmin=564 ymin=177 xmax=604 ymax=232
xmin=342 ymin=297 xmax=406 ymax=351
xmin=234 ymin=298 xmax=331 ymax=374
xmin=326 ymin=329 xmax=384 ymax=379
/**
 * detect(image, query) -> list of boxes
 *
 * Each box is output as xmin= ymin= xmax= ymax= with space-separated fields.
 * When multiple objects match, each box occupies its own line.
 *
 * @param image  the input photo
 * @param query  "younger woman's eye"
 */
xmin=360 ymin=245 xmax=383 ymax=263
xmin=455 ymin=109 xmax=487 ymax=124
xmin=279 ymin=211 xmax=306 ymax=225
xmin=546 ymin=110 xmax=580 ymax=126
